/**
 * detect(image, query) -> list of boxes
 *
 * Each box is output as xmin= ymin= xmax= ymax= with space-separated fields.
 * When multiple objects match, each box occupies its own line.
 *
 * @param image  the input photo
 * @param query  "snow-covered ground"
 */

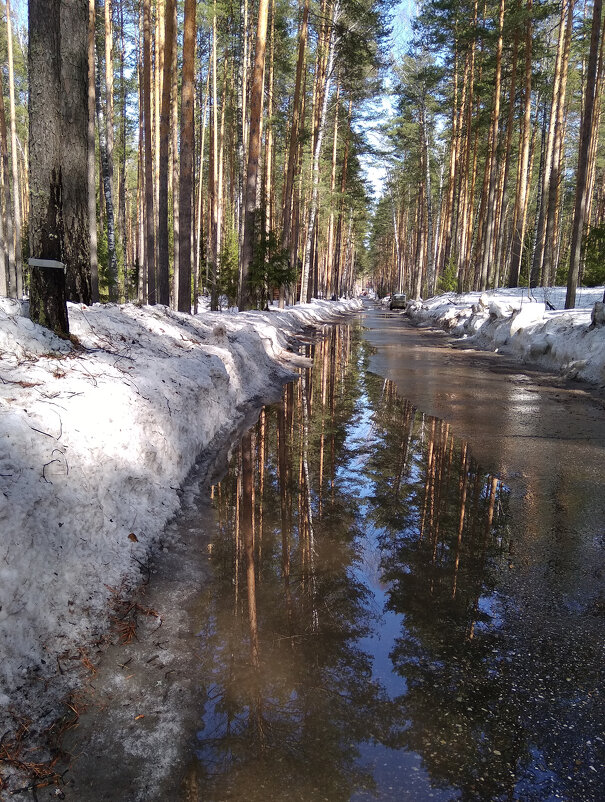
xmin=402 ymin=286 xmax=605 ymax=387
xmin=0 ymin=296 xmax=361 ymax=771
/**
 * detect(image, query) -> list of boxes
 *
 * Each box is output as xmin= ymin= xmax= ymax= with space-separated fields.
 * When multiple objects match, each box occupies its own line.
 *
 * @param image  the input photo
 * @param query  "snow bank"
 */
xmin=0 ymin=297 xmax=361 ymax=736
xmin=405 ymin=287 xmax=605 ymax=387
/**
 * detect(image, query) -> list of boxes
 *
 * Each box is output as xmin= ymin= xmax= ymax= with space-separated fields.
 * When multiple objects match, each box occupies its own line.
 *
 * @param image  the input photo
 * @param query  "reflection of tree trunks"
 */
xmin=452 ymin=444 xmax=469 ymax=599
xmin=419 ymin=419 xmax=436 ymax=542
xmin=241 ymin=431 xmax=260 ymax=667
xmin=393 ymin=402 xmax=414 ymax=499
xmin=277 ymin=399 xmax=293 ymax=625
xmin=467 ymin=475 xmax=500 ymax=640
xmin=257 ymin=411 xmax=265 ymax=566
xmin=318 ymin=338 xmax=329 ymax=516
xmin=235 ymin=470 xmax=240 ymax=613
xmin=329 ymin=329 xmax=336 ymax=502
xmin=301 ymin=368 xmax=318 ymax=631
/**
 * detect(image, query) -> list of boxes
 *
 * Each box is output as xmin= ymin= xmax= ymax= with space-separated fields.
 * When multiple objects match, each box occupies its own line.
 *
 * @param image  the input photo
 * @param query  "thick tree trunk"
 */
xmin=29 ymin=0 xmax=69 ymax=336
xmin=210 ymin=5 xmax=220 ymax=310
xmin=543 ymin=0 xmax=574 ymax=286
xmin=142 ymin=0 xmax=155 ymax=303
xmin=178 ymin=0 xmax=196 ymax=312
xmin=57 ymin=0 xmax=92 ymax=305
xmin=567 ymin=0 xmax=603 ymax=308
xmin=420 ymin=101 xmax=434 ymax=295
xmin=118 ymin=2 xmax=127 ymax=300
xmin=87 ymin=0 xmax=99 ymax=302
xmin=171 ymin=2 xmax=179 ymax=307
xmin=157 ymin=0 xmax=174 ymax=306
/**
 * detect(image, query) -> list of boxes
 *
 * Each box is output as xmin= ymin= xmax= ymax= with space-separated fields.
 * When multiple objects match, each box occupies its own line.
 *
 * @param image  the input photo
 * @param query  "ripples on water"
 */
xmin=183 ymin=324 xmax=604 ymax=802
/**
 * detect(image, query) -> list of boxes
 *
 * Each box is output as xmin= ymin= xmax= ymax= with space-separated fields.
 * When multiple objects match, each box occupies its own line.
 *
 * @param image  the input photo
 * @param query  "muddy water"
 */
xmin=64 ymin=312 xmax=604 ymax=801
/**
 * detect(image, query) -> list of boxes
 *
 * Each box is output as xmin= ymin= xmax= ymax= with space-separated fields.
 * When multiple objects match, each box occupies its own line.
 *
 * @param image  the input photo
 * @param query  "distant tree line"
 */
xmin=369 ymin=0 xmax=605 ymax=308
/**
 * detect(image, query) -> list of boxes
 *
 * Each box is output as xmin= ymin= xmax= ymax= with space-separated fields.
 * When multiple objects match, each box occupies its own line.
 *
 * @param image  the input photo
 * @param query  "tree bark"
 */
xmin=282 ymin=0 xmax=310 ymax=258
xmin=158 ymin=0 xmax=174 ymax=306
xmin=178 ymin=0 xmax=196 ymax=312
xmin=6 ymin=0 xmax=22 ymax=298
xmin=142 ymin=0 xmax=155 ymax=303
xmin=29 ymin=0 xmax=69 ymax=336
xmin=543 ymin=1 xmax=574 ymax=286
xmin=88 ymin=0 xmax=99 ymax=301
xmin=567 ymin=0 xmax=603 ymax=307
xmin=299 ymin=1 xmax=339 ymax=304
xmin=0 ymin=66 xmax=16 ymax=297
xmin=240 ymin=0 xmax=271 ymax=310
xmin=95 ymin=30 xmax=118 ymax=301
xmin=508 ymin=4 xmax=533 ymax=287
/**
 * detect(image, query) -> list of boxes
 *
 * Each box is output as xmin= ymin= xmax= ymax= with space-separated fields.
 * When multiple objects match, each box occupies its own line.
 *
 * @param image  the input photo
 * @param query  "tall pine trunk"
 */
xmin=567 ymin=0 xmax=603 ymax=307
xmin=178 ymin=0 xmax=196 ymax=312
xmin=240 ymin=0 xmax=271 ymax=310
xmin=6 ymin=0 xmax=22 ymax=298
xmin=508 ymin=2 xmax=533 ymax=287
xmin=299 ymin=1 xmax=339 ymax=304
xmin=157 ymin=0 xmax=174 ymax=306
xmin=95 ymin=40 xmax=118 ymax=300
xmin=142 ymin=0 xmax=155 ymax=302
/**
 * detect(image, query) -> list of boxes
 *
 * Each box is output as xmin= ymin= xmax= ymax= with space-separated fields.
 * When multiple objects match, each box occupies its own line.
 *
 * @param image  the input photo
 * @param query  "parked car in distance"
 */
xmin=389 ymin=292 xmax=407 ymax=310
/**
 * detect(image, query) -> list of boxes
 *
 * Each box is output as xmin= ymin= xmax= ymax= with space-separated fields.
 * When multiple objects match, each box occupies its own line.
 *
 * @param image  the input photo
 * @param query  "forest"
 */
xmin=1 ymin=0 xmax=605 ymax=324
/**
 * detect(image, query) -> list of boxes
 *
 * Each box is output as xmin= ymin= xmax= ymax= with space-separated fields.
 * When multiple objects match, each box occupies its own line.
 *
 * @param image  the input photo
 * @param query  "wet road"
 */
xmin=63 ymin=307 xmax=605 ymax=802
xmin=364 ymin=303 xmax=605 ymax=488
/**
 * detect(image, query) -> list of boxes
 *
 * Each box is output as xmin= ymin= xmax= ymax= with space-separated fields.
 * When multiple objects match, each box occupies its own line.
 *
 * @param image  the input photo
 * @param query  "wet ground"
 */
xmin=62 ymin=306 xmax=604 ymax=801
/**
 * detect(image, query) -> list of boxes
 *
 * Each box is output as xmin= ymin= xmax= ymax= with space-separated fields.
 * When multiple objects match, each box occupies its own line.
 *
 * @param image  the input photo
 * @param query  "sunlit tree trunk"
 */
xmin=282 ymin=0 xmax=310 ymax=271
xmin=532 ymin=0 xmax=571 ymax=287
xmin=477 ymin=0 xmax=505 ymax=290
xmin=178 ymin=0 xmax=196 ymax=312
xmin=543 ymin=3 xmax=574 ymax=286
xmin=118 ymin=2 xmax=127 ymax=301
xmin=6 ymin=0 xmax=22 ymax=298
xmin=59 ymin=0 xmax=92 ymax=305
xmin=210 ymin=5 xmax=220 ymax=309
xmin=240 ymin=0 xmax=270 ymax=309
xmin=157 ymin=0 xmax=174 ymax=306
xmin=493 ymin=27 xmax=518 ymax=288
xmin=567 ymin=0 xmax=603 ymax=307
xmin=300 ymin=1 xmax=339 ymax=303
xmin=142 ymin=0 xmax=156 ymax=303
xmin=104 ymin=0 xmax=116 ymax=298
xmin=240 ymin=430 xmax=260 ymax=667
xmin=95 ymin=34 xmax=118 ymax=300
xmin=508 ymin=1 xmax=533 ymax=287
xmin=0 ymin=67 xmax=15 ymax=297
xmin=171 ymin=0 xmax=179 ymax=307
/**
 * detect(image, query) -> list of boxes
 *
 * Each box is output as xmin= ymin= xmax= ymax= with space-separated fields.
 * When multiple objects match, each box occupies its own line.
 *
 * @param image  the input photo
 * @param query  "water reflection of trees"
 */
xmin=188 ymin=325 xmax=603 ymax=802
xmin=194 ymin=327 xmax=392 ymax=801
xmin=363 ymin=373 xmax=603 ymax=802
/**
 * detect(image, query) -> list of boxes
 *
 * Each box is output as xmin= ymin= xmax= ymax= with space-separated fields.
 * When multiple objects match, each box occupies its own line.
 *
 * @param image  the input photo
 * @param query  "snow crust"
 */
xmin=404 ymin=286 xmax=605 ymax=386
xmin=0 ymin=296 xmax=361 ymax=738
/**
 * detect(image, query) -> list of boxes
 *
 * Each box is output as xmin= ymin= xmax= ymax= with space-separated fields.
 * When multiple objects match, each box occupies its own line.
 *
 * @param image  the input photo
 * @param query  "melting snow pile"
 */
xmin=0 ymin=297 xmax=361 ymax=735
xmin=405 ymin=286 xmax=605 ymax=386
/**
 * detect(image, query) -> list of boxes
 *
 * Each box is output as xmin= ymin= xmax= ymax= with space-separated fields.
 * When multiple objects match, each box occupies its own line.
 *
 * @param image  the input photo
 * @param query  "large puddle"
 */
xmin=178 ymin=324 xmax=603 ymax=801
